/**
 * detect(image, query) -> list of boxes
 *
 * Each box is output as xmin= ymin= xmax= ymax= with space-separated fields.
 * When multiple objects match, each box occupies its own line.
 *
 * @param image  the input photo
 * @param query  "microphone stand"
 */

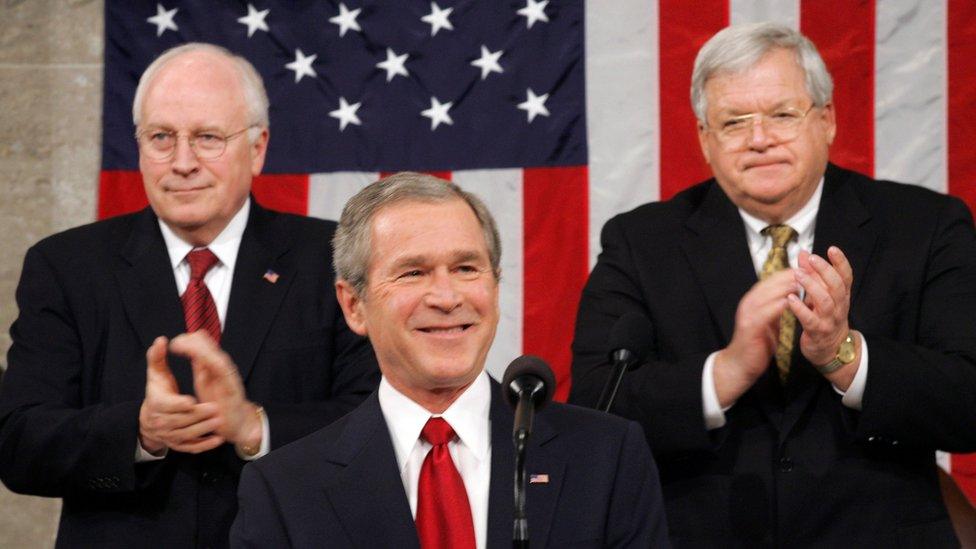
xmin=595 ymin=349 xmax=635 ymax=412
xmin=512 ymin=383 xmax=541 ymax=548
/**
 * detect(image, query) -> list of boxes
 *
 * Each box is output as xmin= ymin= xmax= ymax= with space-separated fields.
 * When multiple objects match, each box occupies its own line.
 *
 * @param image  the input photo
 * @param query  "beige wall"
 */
xmin=0 ymin=0 xmax=104 ymax=545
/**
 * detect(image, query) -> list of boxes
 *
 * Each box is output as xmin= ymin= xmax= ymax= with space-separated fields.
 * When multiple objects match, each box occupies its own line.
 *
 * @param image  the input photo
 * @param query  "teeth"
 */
xmin=423 ymin=326 xmax=465 ymax=333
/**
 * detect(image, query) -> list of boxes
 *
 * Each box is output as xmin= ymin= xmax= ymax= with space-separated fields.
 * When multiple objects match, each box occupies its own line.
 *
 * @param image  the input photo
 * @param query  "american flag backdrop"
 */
xmin=98 ymin=0 xmax=976 ymax=500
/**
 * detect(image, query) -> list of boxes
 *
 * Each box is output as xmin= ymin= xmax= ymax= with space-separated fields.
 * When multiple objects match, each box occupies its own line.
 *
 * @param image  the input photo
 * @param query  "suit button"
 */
xmin=201 ymin=471 xmax=218 ymax=485
xmin=778 ymin=457 xmax=794 ymax=472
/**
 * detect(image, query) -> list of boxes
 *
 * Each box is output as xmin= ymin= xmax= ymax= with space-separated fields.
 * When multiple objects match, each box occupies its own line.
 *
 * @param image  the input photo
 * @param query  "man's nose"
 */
xmin=424 ymin=270 xmax=462 ymax=312
xmin=746 ymin=116 xmax=775 ymax=150
xmin=171 ymin=135 xmax=200 ymax=175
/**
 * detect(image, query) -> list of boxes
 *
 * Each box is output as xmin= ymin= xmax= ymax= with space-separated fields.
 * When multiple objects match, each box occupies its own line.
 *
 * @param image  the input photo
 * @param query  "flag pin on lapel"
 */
xmin=529 ymin=473 xmax=549 ymax=484
xmin=263 ymin=269 xmax=280 ymax=284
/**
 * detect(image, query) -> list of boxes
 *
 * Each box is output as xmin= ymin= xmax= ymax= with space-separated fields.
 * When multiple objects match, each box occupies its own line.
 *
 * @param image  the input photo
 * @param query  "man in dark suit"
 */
xmin=0 ymin=43 xmax=378 ymax=547
xmin=571 ymin=22 xmax=976 ymax=547
xmin=229 ymin=172 xmax=670 ymax=548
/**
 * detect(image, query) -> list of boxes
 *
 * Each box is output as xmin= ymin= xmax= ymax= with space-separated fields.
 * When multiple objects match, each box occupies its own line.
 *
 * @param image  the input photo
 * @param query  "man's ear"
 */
xmin=335 ymin=279 xmax=367 ymax=336
xmin=697 ymin=121 xmax=712 ymax=165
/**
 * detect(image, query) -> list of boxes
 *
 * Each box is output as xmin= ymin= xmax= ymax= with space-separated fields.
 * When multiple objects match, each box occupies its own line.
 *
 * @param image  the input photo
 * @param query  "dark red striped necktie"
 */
xmin=415 ymin=417 xmax=476 ymax=549
xmin=181 ymin=248 xmax=221 ymax=344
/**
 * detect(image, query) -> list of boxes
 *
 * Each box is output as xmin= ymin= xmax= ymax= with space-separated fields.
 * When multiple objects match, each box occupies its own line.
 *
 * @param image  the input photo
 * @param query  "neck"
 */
xmin=386 ymin=376 xmax=478 ymax=415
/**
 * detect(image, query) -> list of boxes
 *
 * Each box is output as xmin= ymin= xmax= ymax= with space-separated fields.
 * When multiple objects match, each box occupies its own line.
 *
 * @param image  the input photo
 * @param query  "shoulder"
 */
xmin=604 ymin=179 xmax=715 ymax=234
xmin=830 ymin=164 xmax=966 ymax=214
xmin=540 ymin=402 xmax=646 ymax=447
xmin=24 ymin=210 xmax=146 ymax=269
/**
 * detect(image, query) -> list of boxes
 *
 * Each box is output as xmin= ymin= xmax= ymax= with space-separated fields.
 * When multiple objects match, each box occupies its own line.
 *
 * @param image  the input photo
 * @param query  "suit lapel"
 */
xmin=321 ymin=394 xmax=420 ymax=548
xmin=486 ymin=384 xmax=564 ymax=548
xmin=221 ymin=201 xmax=295 ymax=381
xmin=780 ymin=165 xmax=875 ymax=438
xmin=680 ymin=182 xmax=758 ymax=344
xmin=115 ymin=208 xmax=192 ymax=392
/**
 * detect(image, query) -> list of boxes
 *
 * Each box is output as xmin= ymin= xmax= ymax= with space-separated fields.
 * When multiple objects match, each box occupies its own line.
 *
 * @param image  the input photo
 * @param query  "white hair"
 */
xmin=691 ymin=22 xmax=834 ymax=122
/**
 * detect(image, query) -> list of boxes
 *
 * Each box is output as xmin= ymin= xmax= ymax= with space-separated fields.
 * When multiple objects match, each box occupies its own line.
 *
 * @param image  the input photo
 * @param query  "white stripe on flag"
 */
xmin=730 ymin=0 xmax=799 ymax=28
xmin=453 ymin=169 xmax=524 ymax=380
xmin=874 ymin=0 xmax=947 ymax=193
xmin=585 ymin=0 xmax=659 ymax=268
xmin=307 ymin=171 xmax=379 ymax=222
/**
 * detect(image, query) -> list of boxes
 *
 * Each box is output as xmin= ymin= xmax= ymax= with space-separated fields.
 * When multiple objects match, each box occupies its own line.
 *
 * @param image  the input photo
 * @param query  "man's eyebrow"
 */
xmin=388 ymin=250 xmax=487 ymax=270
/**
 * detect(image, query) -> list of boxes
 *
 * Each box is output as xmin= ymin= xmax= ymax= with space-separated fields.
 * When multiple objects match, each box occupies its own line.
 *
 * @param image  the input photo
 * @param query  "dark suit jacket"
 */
xmin=230 ymin=382 xmax=670 ymax=548
xmin=570 ymin=164 xmax=976 ymax=547
xmin=0 ymin=200 xmax=380 ymax=548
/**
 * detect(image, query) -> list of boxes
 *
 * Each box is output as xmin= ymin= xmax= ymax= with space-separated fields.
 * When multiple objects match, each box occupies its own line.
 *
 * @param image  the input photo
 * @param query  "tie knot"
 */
xmin=185 ymin=248 xmax=219 ymax=281
xmin=420 ymin=417 xmax=456 ymax=446
xmin=762 ymin=224 xmax=797 ymax=249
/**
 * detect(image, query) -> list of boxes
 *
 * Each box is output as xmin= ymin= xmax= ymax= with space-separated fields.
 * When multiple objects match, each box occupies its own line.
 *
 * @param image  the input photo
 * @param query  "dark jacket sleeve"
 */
xmin=856 ymin=195 xmax=976 ymax=451
xmin=570 ymin=214 xmax=715 ymax=458
xmin=0 ymin=245 xmax=148 ymax=497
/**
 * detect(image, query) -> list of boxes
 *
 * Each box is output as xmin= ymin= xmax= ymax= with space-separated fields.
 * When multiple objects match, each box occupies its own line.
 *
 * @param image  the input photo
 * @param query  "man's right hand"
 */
xmin=138 ymin=336 xmax=225 ymax=455
xmin=713 ymin=270 xmax=799 ymax=407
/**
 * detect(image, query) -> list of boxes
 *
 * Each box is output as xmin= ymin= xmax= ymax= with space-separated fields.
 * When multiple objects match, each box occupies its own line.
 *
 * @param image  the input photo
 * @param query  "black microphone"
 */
xmin=501 ymin=355 xmax=555 ymax=549
xmin=595 ymin=312 xmax=653 ymax=412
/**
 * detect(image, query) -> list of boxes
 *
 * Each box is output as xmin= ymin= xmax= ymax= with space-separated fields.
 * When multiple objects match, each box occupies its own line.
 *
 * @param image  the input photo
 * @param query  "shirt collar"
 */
xmin=738 ymin=177 xmax=822 ymax=245
xmin=379 ymin=371 xmax=492 ymax=472
xmin=159 ymin=197 xmax=250 ymax=270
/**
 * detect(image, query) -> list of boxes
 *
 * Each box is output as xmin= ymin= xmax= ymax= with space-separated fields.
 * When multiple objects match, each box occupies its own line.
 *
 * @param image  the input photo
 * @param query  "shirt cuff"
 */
xmin=836 ymin=335 xmax=869 ymax=410
xmin=135 ymin=440 xmax=167 ymax=462
xmin=235 ymin=407 xmax=271 ymax=461
xmin=702 ymin=352 xmax=730 ymax=430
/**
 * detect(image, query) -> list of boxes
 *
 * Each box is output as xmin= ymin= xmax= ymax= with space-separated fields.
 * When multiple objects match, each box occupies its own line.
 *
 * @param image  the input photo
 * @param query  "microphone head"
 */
xmin=501 ymin=355 xmax=556 ymax=410
xmin=607 ymin=312 xmax=653 ymax=367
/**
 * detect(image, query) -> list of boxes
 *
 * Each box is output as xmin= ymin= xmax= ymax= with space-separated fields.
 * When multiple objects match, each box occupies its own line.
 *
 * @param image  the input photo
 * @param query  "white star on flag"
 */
xmin=329 ymin=3 xmax=362 ymax=37
xmin=421 ymin=2 xmax=454 ymax=36
xmin=517 ymin=0 xmax=550 ymax=29
xmin=376 ymin=48 xmax=410 ymax=82
xmin=420 ymin=97 xmax=454 ymax=130
xmin=237 ymin=4 xmax=269 ymax=38
xmin=285 ymin=49 xmax=318 ymax=83
xmin=147 ymin=4 xmax=178 ymax=37
xmin=470 ymin=45 xmax=504 ymax=80
xmin=329 ymin=97 xmax=362 ymax=131
xmin=517 ymin=88 xmax=550 ymax=122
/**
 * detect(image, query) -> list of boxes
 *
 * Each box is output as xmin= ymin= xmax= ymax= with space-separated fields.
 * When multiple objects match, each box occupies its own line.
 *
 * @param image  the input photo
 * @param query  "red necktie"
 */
xmin=181 ymin=248 xmax=221 ymax=344
xmin=415 ymin=417 xmax=476 ymax=549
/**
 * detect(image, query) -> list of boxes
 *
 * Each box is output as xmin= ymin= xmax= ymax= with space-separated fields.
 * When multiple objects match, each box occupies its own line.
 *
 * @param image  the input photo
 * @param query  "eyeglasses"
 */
xmin=704 ymin=105 xmax=816 ymax=148
xmin=135 ymin=125 xmax=258 ymax=161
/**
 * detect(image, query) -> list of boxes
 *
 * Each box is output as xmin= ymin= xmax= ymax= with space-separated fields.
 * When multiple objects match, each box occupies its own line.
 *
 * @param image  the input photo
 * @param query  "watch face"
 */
xmin=838 ymin=335 xmax=856 ymax=363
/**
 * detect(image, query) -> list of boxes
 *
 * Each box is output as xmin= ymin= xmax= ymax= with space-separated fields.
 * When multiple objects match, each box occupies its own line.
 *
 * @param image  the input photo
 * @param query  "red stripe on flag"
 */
xmin=801 ymin=0 xmax=875 ymax=177
xmin=658 ymin=0 xmax=727 ymax=200
xmin=522 ymin=166 xmax=588 ymax=401
xmin=948 ymin=0 xmax=976 ymax=216
xmin=379 ymin=171 xmax=452 ymax=181
xmin=252 ymin=174 xmax=310 ymax=215
xmin=99 ymin=170 xmax=148 ymax=220
xmin=948 ymin=0 xmax=976 ymax=506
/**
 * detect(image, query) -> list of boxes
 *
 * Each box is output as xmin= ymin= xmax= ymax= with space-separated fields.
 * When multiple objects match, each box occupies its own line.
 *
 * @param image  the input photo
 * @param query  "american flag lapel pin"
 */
xmin=263 ymin=269 xmax=280 ymax=284
xmin=529 ymin=473 xmax=549 ymax=484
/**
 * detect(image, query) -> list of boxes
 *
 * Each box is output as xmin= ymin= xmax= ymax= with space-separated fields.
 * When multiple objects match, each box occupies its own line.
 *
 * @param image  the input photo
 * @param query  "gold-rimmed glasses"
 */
xmin=136 ymin=125 xmax=258 ymax=161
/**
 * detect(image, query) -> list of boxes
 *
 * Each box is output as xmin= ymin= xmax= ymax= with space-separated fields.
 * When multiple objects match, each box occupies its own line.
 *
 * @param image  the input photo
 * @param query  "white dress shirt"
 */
xmin=379 ymin=372 xmax=492 ymax=549
xmin=701 ymin=179 xmax=869 ymax=429
xmin=137 ymin=198 xmax=270 ymax=461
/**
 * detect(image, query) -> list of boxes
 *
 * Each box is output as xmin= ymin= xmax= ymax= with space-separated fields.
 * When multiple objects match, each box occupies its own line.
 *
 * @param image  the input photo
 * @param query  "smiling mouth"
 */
xmin=418 ymin=324 xmax=473 ymax=334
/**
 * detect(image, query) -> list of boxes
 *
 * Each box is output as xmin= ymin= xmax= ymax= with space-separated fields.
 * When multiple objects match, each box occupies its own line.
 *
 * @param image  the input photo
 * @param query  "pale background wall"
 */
xmin=0 ymin=0 xmax=104 ymax=545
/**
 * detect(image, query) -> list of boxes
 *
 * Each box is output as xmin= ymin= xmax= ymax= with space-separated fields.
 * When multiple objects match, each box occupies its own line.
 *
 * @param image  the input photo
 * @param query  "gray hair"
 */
xmin=333 ymin=172 xmax=502 ymax=296
xmin=691 ymin=22 xmax=833 ymax=122
xmin=132 ymin=42 xmax=269 ymax=141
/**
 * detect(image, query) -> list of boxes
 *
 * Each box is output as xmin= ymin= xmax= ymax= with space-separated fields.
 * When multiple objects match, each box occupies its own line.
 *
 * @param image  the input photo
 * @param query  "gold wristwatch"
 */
xmin=814 ymin=332 xmax=856 ymax=375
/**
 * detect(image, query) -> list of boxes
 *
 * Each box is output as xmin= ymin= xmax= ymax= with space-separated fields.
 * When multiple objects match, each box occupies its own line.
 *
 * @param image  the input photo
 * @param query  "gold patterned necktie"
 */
xmin=760 ymin=225 xmax=798 ymax=383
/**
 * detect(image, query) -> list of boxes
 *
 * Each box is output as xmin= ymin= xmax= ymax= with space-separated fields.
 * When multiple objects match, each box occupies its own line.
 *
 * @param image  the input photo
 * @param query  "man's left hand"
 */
xmin=789 ymin=247 xmax=860 ymax=383
xmin=168 ymin=332 xmax=263 ymax=450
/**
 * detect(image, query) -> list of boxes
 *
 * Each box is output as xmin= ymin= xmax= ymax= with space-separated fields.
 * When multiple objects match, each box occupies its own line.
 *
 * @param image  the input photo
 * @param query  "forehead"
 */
xmin=368 ymin=198 xmax=488 ymax=265
xmin=141 ymin=52 xmax=247 ymax=127
xmin=705 ymin=48 xmax=809 ymax=112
